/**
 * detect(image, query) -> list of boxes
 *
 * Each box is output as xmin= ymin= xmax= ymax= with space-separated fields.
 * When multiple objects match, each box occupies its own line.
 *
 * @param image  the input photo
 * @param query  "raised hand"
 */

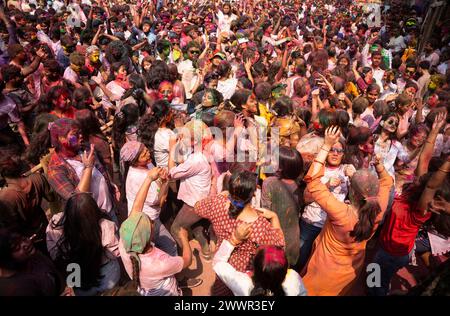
xmin=432 ymin=111 xmax=447 ymax=131
xmin=324 ymin=126 xmax=341 ymax=147
xmin=147 ymin=167 xmax=162 ymax=182
xmin=82 ymin=144 xmax=96 ymax=168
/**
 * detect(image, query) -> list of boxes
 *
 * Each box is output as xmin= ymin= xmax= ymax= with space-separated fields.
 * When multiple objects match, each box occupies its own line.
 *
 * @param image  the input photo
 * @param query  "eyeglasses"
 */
xmin=329 ymin=148 xmax=345 ymax=154
xmin=405 ymin=70 xmax=415 ymax=74
xmin=189 ymin=50 xmax=200 ymax=55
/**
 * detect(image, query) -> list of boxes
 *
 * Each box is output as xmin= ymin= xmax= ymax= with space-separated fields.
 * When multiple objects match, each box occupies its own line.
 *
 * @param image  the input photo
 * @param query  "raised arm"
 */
xmin=415 ymin=111 xmax=447 ymax=178
xmin=417 ymin=156 xmax=450 ymax=216
xmin=303 ymin=127 xmax=349 ymax=221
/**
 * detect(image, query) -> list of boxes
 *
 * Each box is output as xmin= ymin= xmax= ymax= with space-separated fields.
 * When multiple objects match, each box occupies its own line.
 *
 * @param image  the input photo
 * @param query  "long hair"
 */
xmin=53 ymin=193 xmax=110 ymax=290
xmin=349 ymin=170 xmax=381 ymax=242
xmin=250 ymin=246 xmax=288 ymax=296
xmin=228 ymin=170 xmax=257 ymax=218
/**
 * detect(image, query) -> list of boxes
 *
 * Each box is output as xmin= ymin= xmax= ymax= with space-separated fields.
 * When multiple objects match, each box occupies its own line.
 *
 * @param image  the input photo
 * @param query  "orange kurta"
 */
xmin=302 ymin=164 xmax=393 ymax=296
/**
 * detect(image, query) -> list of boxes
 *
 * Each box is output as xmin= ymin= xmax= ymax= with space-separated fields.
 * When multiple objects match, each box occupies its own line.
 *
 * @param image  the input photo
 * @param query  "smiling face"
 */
xmin=244 ymin=93 xmax=258 ymax=114
xmin=409 ymin=130 xmax=427 ymax=148
xmin=327 ymin=142 xmax=344 ymax=166
xmin=366 ymin=88 xmax=379 ymax=105
xmin=404 ymin=86 xmax=417 ymax=99
xmin=382 ymin=115 xmax=399 ymax=134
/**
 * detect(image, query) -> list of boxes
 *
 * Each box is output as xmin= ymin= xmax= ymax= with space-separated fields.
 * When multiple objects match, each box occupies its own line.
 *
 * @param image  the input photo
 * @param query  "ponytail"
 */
xmin=350 ymin=199 xmax=381 ymax=242
xmin=130 ymin=256 xmax=141 ymax=290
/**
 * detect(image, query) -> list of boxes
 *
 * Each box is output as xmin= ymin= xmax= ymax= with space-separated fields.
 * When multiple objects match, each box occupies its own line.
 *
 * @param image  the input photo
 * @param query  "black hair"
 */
xmin=277 ymin=146 xmax=303 ymax=180
xmin=52 ymin=193 xmax=110 ymax=290
xmin=228 ymin=170 xmax=257 ymax=218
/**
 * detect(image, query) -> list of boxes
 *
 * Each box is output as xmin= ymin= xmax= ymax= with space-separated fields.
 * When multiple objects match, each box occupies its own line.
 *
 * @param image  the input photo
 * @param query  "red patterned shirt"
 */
xmin=194 ymin=193 xmax=285 ymax=272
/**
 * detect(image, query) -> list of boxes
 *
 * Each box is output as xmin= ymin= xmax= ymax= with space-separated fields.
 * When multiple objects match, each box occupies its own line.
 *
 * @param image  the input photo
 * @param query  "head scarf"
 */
xmin=119 ymin=211 xmax=152 ymax=270
xmin=119 ymin=141 xmax=143 ymax=175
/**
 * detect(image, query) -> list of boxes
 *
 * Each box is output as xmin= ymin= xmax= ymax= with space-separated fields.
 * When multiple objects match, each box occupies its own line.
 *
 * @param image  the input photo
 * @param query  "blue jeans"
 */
xmin=367 ymin=247 xmax=411 ymax=296
xmin=298 ymin=219 xmax=323 ymax=271
xmin=154 ymin=218 xmax=178 ymax=257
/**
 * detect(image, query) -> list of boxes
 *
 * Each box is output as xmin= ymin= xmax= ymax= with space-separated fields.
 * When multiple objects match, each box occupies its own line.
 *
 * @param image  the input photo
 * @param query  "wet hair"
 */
xmin=250 ymin=246 xmax=288 ymax=296
xmin=228 ymin=170 xmax=257 ymax=218
xmin=52 ymin=193 xmax=110 ymax=290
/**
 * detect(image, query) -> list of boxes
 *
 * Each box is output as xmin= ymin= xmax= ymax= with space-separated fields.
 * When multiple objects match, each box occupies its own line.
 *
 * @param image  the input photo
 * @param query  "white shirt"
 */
xmin=302 ymin=165 xmax=350 ymax=228
xmin=63 ymin=67 xmax=79 ymax=85
xmin=66 ymin=159 xmax=113 ymax=213
xmin=217 ymin=11 xmax=237 ymax=34
xmin=119 ymin=240 xmax=183 ymax=296
xmin=213 ymin=240 xmax=307 ymax=296
xmin=177 ymin=59 xmax=197 ymax=99
xmin=374 ymin=138 xmax=410 ymax=180
xmin=217 ymin=78 xmax=238 ymax=100
xmin=125 ymin=166 xmax=161 ymax=220
xmin=154 ymin=128 xmax=175 ymax=168
xmin=169 ymin=152 xmax=211 ymax=207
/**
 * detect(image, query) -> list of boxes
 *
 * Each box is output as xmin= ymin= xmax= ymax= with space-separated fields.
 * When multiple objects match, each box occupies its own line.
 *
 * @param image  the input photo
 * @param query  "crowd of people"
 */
xmin=0 ymin=0 xmax=449 ymax=296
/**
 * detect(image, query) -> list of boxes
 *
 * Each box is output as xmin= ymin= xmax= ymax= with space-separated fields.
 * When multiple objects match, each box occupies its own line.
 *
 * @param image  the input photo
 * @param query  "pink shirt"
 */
xmin=119 ymin=240 xmax=183 ymax=296
xmin=169 ymin=152 xmax=211 ymax=207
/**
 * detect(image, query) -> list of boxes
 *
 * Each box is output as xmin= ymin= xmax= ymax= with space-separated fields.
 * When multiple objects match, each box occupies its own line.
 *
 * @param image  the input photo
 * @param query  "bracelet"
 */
xmin=83 ymin=164 xmax=94 ymax=169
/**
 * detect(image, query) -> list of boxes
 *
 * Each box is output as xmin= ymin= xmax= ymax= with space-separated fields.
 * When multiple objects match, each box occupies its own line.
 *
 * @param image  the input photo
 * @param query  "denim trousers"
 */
xmin=298 ymin=219 xmax=323 ymax=271
xmin=367 ymin=246 xmax=411 ymax=296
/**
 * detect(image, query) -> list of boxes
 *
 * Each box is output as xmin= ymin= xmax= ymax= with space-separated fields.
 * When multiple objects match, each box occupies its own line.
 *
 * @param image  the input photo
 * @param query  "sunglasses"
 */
xmin=405 ymin=70 xmax=415 ymax=74
xmin=386 ymin=119 xmax=398 ymax=126
xmin=189 ymin=50 xmax=200 ymax=54
xmin=330 ymin=148 xmax=345 ymax=154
